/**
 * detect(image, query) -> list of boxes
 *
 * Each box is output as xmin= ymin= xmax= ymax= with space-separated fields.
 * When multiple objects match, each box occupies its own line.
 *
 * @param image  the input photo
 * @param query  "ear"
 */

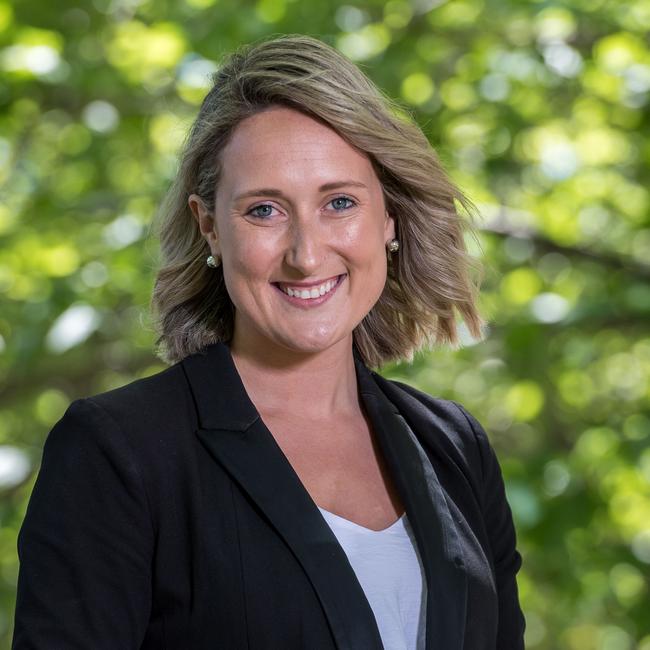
xmin=384 ymin=210 xmax=396 ymax=242
xmin=188 ymin=194 xmax=220 ymax=256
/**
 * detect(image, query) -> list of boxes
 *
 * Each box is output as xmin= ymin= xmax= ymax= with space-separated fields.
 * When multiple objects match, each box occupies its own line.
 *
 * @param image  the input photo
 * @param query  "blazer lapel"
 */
xmin=182 ymin=343 xmax=384 ymax=650
xmin=354 ymin=356 xmax=468 ymax=650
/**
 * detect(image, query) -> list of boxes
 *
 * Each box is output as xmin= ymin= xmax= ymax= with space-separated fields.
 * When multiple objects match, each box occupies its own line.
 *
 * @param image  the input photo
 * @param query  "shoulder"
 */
xmin=372 ymin=374 xmax=516 ymax=533
xmin=81 ymin=360 xmax=195 ymax=435
xmin=88 ymin=360 xmax=188 ymax=412
xmin=37 ymin=361 xmax=198 ymax=519
xmin=381 ymin=376 xmax=481 ymax=427
xmin=47 ymin=360 xmax=195 ymax=462
xmin=370 ymin=372 xmax=495 ymax=485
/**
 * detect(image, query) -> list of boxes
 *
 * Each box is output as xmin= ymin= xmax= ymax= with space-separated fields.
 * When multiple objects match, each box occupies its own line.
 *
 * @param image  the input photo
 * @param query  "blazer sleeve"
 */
xmin=12 ymin=398 xmax=154 ymax=649
xmin=453 ymin=402 xmax=526 ymax=649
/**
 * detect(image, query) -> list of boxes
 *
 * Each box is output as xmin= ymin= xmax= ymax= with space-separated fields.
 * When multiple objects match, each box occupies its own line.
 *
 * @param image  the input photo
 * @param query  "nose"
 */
xmin=284 ymin=215 xmax=325 ymax=276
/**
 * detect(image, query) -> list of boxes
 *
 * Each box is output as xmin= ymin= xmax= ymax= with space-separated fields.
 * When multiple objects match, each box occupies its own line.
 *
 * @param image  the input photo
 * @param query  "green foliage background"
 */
xmin=1 ymin=0 xmax=649 ymax=647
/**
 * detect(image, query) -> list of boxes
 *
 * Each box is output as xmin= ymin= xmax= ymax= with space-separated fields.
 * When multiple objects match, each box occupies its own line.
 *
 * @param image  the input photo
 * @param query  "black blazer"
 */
xmin=12 ymin=342 xmax=525 ymax=649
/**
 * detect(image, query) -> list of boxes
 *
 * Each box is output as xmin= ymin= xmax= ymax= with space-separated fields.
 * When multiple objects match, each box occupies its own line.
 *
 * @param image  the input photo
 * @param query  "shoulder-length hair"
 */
xmin=151 ymin=34 xmax=482 ymax=369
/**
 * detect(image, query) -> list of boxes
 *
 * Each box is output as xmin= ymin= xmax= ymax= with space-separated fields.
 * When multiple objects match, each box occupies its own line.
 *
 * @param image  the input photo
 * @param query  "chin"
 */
xmin=276 ymin=328 xmax=349 ymax=356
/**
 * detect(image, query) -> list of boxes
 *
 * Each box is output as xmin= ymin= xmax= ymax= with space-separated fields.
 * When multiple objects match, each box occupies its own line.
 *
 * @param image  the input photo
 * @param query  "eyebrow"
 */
xmin=233 ymin=180 xmax=368 ymax=201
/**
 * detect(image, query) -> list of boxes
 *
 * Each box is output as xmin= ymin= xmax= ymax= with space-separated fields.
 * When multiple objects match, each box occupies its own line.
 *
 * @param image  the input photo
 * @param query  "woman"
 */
xmin=12 ymin=35 xmax=525 ymax=649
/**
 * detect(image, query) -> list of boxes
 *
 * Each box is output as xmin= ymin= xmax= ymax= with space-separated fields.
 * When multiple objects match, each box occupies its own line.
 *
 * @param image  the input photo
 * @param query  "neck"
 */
xmin=228 ymin=335 xmax=360 ymax=421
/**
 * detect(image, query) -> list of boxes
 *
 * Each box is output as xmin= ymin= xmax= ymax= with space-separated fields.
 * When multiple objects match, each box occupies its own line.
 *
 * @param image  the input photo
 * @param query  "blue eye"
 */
xmin=248 ymin=204 xmax=276 ymax=219
xmin=330 ymin=197 xmax=356 ymax=211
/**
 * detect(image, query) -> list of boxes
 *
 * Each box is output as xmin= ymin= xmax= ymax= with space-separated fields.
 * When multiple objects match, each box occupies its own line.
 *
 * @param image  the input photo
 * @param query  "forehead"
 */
xmin=217 ymin=106 xmax=379 ymax=194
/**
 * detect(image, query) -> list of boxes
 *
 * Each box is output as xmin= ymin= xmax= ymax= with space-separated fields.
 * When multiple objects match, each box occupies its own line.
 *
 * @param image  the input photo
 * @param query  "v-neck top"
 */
xmin=318 ymin=506 xmax=427 ymax=650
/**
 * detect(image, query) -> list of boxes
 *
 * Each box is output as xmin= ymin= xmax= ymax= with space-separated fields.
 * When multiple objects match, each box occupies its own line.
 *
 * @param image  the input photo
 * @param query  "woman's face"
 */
xmin=190 ymin=105 xmax=395 ymax=359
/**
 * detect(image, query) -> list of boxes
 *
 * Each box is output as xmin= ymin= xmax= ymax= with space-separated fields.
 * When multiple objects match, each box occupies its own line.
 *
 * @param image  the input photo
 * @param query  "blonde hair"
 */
xmin=151 ymin=34 xmax=482 ymax=369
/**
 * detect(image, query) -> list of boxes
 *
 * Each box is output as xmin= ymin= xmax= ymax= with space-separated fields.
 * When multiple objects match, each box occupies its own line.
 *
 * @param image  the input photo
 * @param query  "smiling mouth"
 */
xmin=273 ymin=274 xmax=346 ymax=301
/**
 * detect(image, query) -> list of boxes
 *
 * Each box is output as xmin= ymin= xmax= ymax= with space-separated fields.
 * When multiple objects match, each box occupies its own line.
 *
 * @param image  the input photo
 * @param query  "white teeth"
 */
xmin=279 ymin=276 xmax=340 ymax=300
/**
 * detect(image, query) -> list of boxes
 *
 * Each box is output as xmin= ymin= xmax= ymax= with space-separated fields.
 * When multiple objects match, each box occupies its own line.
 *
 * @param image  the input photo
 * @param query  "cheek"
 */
xmin=367 ymin=255 xmax=388 ymax=294
xmin=345 ymin=222 xmax=387 ymax=272
xmin=342 ymin=217 xmax=385 ymax=253
xmin=219 ymin=231 xmax=282 ymax=306
xmin=344 ymin=227 xmax=388 ymax=304
xmin=354 ymin=254 xmax=387 ymax=319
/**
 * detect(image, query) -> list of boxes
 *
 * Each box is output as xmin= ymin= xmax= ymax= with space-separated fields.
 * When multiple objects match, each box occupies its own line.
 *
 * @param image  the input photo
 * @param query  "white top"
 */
xmin=318 ymin=506 xmax=427 ymax=650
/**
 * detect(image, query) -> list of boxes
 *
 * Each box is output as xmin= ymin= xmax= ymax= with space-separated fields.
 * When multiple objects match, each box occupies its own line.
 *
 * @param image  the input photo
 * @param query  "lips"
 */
xmin=273 ymin=274 xmax=346 ymax=303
